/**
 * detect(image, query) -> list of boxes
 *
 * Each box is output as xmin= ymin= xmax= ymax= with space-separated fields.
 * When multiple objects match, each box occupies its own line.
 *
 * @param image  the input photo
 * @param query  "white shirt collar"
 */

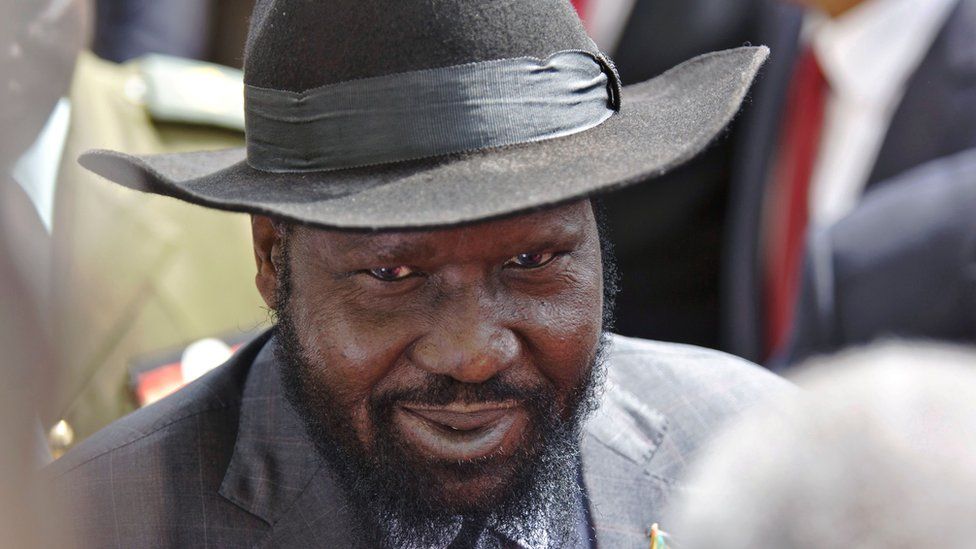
xmin=807 ymin=0 xmax=957 ymax=106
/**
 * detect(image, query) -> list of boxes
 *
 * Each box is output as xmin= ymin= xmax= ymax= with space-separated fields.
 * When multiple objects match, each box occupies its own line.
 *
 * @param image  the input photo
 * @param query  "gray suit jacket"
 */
xmin=722 ymin=0 xmax=976 ymax=363
xmin=49 ymin=330 xmax=788 ymax=548
xmin=785 ymin=148 xmax=976 ymax=365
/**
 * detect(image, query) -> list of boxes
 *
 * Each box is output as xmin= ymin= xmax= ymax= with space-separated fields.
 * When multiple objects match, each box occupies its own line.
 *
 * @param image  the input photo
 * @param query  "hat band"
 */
xmin=244 ymin=50 xmax=618 ymax=173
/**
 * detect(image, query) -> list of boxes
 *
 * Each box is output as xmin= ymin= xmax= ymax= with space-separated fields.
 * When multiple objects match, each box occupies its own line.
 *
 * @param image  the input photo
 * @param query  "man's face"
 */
xmin=254 ymin=200 xmax=607 ymax=543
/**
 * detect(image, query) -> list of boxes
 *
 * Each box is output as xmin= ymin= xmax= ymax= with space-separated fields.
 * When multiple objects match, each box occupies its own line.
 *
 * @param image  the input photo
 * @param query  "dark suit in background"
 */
xmin=786 ymin=148 xmax=976 ymax=365
xmin=722 ymin=0 xmax=976 ymax=363
xmin=92 ymin=0 xmax=257 ymax=68
xmin=93 ymin=0 xmax=213 ymax=62
xmin=595 ymin=0 xmax=762 ymax=348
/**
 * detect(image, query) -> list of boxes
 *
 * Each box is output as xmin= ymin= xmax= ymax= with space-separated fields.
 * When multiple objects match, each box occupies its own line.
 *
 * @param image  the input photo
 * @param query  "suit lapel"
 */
xmin=867 ymin=0 xmax=976 ymax=187
xmin=218 ymin=336 xmax=362 ymax=548
xmin=581 ymin=371 xmax=672 ymax=548
xmin=252 ymin=470 xmax=363 ymax=548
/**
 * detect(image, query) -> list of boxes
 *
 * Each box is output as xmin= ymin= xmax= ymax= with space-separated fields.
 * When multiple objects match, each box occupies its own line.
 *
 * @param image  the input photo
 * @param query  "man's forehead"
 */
xmin=295 ymin=200 xmax=595 ymax=261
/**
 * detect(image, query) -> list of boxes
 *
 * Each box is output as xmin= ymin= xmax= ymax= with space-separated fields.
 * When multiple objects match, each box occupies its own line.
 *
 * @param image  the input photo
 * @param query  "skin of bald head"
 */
xmin=669 ymin=342 xmax=976 ymax=549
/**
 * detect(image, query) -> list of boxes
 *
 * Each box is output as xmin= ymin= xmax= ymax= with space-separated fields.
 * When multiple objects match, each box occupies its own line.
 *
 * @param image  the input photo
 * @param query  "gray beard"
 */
xmin=274 ymin=291 xmax=608 ymax=545
xmin=275 ymin=311 xmax=610 ymax=548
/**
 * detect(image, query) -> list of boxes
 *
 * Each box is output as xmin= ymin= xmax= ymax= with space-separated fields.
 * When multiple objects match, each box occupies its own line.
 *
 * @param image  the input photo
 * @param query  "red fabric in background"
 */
xmin=763 ymin=47 xmax=828 ymax=359
xmin=570 ymin=0 xmax=588 ymax=21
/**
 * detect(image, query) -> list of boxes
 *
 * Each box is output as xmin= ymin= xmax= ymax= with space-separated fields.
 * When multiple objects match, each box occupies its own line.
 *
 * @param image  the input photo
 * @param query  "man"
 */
xmin=49 ymin=49 xmax=266 ymax=446
xmin=9 ymin=0 xmax=267 ymax=448
xmin=723 ymin=0 xmax=976 ymax=363
xmin=49 ymin=1 xmax=787 ymax=547
xmin=785 ymin=148 xmax=976 ymax=365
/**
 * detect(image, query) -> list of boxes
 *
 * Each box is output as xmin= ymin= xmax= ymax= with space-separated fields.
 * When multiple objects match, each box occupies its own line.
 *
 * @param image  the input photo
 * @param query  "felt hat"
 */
xmin=79 ymin=0 xmax=768 ymax=230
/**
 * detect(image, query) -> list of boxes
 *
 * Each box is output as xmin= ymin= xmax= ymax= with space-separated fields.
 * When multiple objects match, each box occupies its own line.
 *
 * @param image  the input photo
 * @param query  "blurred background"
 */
xmin=2 ymin=0 xmax=974 ymax=547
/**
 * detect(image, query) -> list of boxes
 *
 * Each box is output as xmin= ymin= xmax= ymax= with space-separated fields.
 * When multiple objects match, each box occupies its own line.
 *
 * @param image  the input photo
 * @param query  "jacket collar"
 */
xmin=581 ymin=340 xmax=671 ymax=548
xmin=219 ymin=333 xmax=671 ymax=547
xmin=217 ymin=335 xmax=321 ymax=522
xmin=218 ymin=334 xmax=365 ymax=546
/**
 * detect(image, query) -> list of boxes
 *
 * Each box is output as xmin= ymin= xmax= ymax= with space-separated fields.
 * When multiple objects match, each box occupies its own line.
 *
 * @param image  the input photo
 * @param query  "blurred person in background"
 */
xmin=724 ymin=0 xmax=976 ymax=364
xmin=580 ymin=0 xmax=763 ymax=78
xmin=2 ymin=0 xmax=267 ymax=455
xmin=572 ymin=0 xmax=765 ymax=349
xmin=49 ymin=34 xmax=266 ymax=451
xmin=91 ymin=0 xmax=257 ymax=68
xmin=1 ymin=1 xmax=86 ymax=546
xmin=786 ymin=147 xmax=976 ymax=364
xmin=669 ymin=342 xmax=976 ymax=549
xmin=92 ymin=0 xmax=213 ymax=62
xmin=1 ymin=0 xmax=88 ymax=458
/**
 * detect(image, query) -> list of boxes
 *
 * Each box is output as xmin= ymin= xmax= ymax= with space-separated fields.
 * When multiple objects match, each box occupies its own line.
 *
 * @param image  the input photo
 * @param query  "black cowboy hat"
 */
xmin=79 ymin=0 xmax=768 ymax=230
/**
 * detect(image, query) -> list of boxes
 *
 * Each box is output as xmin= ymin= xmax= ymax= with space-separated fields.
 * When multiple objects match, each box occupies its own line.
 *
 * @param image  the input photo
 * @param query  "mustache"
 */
xmin=370 ymin=375 xmax=554 ymax=411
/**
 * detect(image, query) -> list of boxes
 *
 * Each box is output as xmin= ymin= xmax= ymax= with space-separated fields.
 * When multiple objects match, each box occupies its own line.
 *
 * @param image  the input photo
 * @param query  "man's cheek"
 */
xmin=308 ymin=360 xmax=376 ymax=448
xmin=524 ymin=295 xmax=602 ymax=391
xmin=531 ymin=292 xmax=602 ymax=345
xmin=348 ymin=400 xmax=376 ymax=448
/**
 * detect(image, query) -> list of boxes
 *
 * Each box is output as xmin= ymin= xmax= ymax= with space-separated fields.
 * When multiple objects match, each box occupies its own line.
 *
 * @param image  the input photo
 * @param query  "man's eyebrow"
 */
xmin=331 ymin=212 xmax=588 ymax=263
xmin=337 ymin=236 xmax=437 ymax=263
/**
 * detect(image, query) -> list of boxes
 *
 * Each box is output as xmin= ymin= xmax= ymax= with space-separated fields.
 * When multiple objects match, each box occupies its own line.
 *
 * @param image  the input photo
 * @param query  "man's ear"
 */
xmin=252 ymin=215 xmax=285 ymax=309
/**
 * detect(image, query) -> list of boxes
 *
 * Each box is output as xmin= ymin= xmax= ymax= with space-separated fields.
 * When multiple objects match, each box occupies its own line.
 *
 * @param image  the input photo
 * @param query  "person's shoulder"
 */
xmin=45 ymin=332 xmax=273 ymax=546
xmin=605 ymin=334 xmax=792 ymax=471
xmin=607 ymin=334 xmax=791 ymax=407
xmin=46 ymin=334 xmax=259 ymax=482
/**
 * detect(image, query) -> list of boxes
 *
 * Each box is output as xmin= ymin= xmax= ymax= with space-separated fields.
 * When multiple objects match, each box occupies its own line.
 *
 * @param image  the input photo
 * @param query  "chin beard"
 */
xmin=272 ymin=245 xmax=610 ymax=548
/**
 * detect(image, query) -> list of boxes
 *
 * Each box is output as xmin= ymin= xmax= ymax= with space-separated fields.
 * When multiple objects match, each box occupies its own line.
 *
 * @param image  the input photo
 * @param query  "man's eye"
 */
xmin=366 ymin=265 xmax=416 ymax=282
xmin=505 ymin=252 xmax=557 ymax=269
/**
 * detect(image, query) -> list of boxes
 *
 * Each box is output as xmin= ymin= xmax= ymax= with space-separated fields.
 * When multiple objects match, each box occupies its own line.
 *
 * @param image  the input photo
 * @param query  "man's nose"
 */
xmin=408 ymin=296 xmax=519 ymax=384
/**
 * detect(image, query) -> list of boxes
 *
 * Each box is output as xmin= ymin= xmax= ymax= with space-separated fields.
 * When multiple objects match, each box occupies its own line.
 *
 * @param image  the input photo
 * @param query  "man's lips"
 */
xmin=405 ymin=402 xmax=517 ymax=430
xmin=393 ymin=401 xmax=528 ymax=461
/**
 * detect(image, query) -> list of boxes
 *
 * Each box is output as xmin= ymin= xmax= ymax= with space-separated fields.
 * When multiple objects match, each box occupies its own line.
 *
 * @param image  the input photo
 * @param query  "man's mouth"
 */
xmin=394 ymin=401 xmax=529 ymax=461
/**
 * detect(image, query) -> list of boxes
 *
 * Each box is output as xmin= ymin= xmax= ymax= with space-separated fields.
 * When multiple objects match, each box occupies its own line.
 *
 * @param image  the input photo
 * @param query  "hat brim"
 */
xmin=79 ymin=47 xmax=768 ymax=231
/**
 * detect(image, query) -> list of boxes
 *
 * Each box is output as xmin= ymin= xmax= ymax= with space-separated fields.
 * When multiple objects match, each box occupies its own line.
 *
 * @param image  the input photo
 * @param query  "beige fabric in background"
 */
xmin=48 ymin=51 xmax=266 ymax=444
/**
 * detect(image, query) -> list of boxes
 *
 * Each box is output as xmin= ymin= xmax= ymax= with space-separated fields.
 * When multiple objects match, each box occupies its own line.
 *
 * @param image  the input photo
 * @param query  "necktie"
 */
xmin=763 ymin=46 xmax=828 ymax=359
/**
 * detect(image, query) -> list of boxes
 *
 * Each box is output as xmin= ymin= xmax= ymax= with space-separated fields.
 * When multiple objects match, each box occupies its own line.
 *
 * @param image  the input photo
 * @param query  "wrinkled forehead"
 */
xmin=289 ymin=200 xmax=597 ymax=265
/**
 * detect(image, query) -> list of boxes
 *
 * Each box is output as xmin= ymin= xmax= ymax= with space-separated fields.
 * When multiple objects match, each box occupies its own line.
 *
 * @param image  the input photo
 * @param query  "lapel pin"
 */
xmin=650 ymin=523 xmax=672 ymax=549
